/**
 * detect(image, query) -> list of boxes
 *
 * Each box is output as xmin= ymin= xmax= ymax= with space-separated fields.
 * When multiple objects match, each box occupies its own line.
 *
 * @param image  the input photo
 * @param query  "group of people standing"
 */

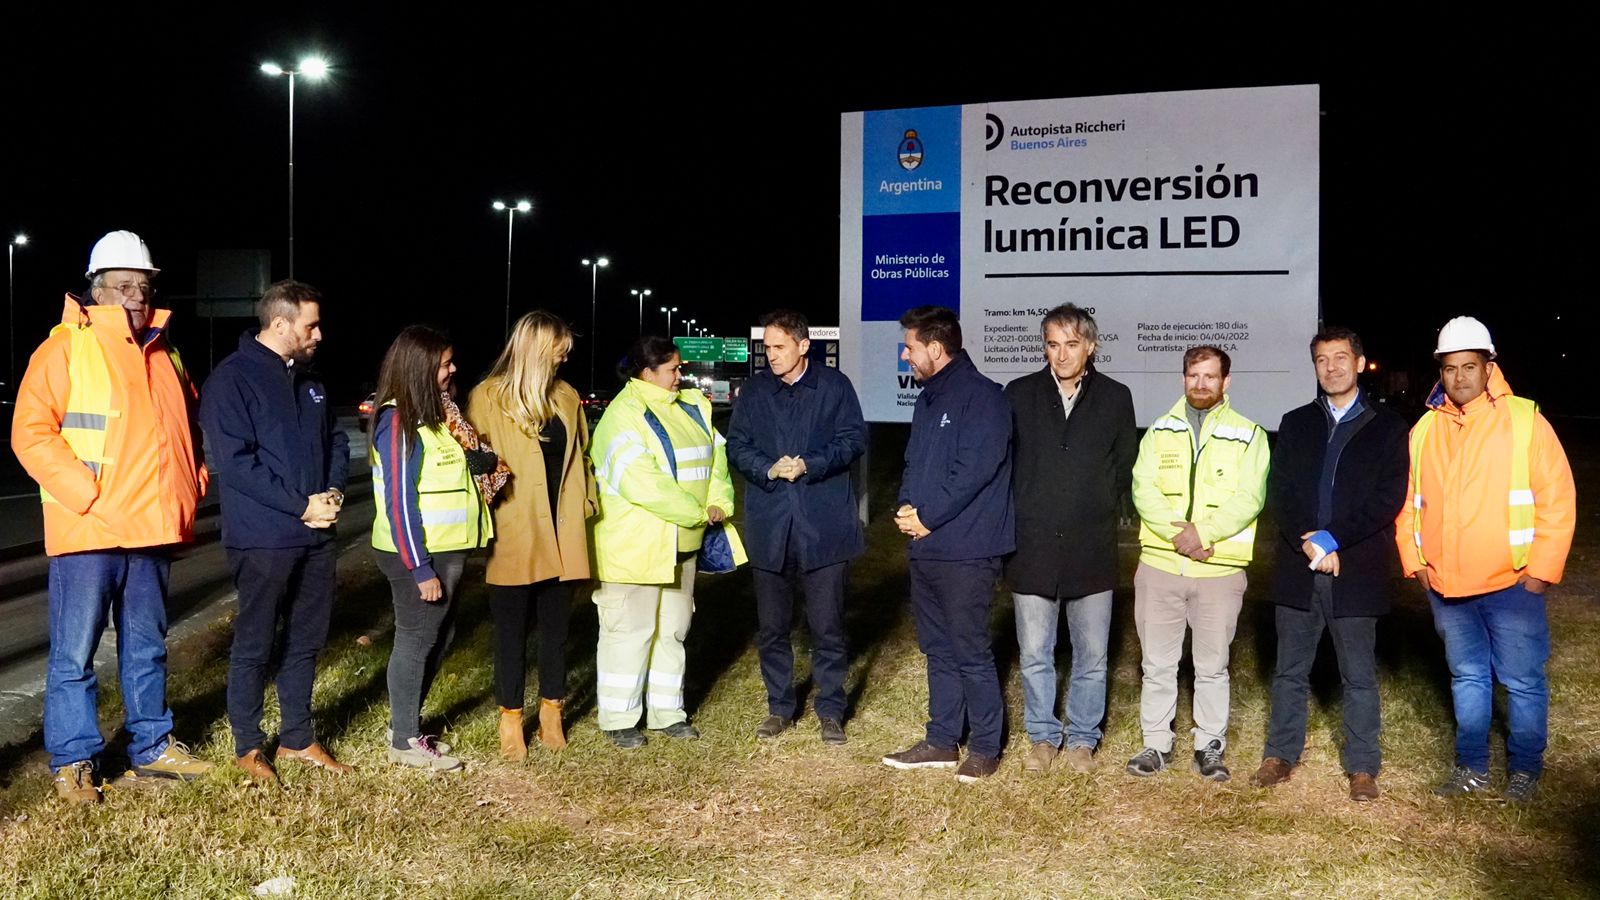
xmin=877 ymin=303 xmax=1574 ymax=803
xmin=11 ymin=230 xmax=1577 ymax=810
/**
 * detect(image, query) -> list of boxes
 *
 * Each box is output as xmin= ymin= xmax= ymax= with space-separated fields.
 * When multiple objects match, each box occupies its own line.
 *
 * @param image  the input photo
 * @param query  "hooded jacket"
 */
xmin=12 ymin=296 xmax=207 ymax=555
xmin=1395 ymin=364 xmax=1575 ymax=598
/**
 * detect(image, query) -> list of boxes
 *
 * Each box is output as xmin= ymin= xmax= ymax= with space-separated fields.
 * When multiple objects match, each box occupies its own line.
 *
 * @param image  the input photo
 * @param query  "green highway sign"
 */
xmin=675 ymin=336 xmax=750 ymax=363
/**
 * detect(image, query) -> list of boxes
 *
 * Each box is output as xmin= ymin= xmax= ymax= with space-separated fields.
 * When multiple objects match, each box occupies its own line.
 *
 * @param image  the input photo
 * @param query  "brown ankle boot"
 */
xmin=537 ymin=698 xmax=567 ymax=751
xmin=498 ymin=707 xmax=527 ymax=761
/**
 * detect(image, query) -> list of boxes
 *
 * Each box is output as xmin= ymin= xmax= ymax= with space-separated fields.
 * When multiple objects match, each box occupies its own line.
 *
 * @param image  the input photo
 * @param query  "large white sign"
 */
xmin=839 ymin=85 xmax=1320 ymax=426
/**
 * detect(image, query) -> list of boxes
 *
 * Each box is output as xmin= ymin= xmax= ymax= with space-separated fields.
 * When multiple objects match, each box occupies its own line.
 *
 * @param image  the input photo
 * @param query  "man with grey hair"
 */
xmin=199 ymin=279 xmax=350 ymax=784
xmin=1004 ymin=303 xmax=1136 ymax=773
xmin=13 ymin=230 xmax=214 ymax=803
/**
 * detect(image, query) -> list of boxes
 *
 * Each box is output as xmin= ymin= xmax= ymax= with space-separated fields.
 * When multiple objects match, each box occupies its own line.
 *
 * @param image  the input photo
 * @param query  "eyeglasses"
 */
xmin=100 ymin=282 xmax=157 ymax=300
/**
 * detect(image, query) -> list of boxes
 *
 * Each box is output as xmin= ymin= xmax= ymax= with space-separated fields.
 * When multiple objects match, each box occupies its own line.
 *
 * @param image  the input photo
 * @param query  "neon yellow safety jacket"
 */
xmin=370 ymin=405 xmax=493 ymax=556
xmin=1132 ymin=394 xmax=1269 ymax=576
xmin=589 ymin=379 xmax=743 ymax=584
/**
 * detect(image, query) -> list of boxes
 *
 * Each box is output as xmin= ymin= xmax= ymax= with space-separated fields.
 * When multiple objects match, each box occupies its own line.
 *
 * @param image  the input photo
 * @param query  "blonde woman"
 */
xmin=467 ymin=311 xmax=597 ymax=758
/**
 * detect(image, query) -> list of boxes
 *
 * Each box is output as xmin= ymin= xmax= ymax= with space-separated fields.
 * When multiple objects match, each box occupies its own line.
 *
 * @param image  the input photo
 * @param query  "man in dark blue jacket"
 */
xmin=881 ymin=306 xmax=1014 ymax=783
xmin=727 ymin=310 xmax=867 ymax=745
xmin=199 ymin=280 xmax=351 ymax=784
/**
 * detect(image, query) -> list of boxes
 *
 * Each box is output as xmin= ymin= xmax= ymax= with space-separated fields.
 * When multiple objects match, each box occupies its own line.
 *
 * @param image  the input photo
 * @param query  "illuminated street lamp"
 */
xmin=581 ymin=256 xmax=610 ymax=392
xmin=629 ymin=288 xmax=652 ymax=335
xmin=260 ymin=56 xmax=330 ymax=277
xmin=492 ymin=200 xmax=534 ymax=339
xmin=660 ymin=306 xmax=678 ymax=335
xmin=683 ymin=318 xmax=696 ymax=337
xmin=8 ymin=233 xmax=26 ymax=390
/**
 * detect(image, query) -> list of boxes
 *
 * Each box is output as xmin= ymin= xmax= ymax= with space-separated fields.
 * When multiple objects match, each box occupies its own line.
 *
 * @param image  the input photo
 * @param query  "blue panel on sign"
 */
xmin=862 ymin=213 xmax=960 ymax=321
xmin=863 ymin=106 xmax=961 ymax=216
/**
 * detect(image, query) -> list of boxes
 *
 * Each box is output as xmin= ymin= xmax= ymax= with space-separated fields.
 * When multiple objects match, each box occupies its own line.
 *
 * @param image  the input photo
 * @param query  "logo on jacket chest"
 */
xmin=307 ymin=386 xmax=325 ymax=404
xmin=939 ymin=413 xmax=951 ymax=428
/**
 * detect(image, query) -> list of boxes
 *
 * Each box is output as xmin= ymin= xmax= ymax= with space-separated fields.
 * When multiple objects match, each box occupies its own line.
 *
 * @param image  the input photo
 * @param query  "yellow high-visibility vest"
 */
xmin=1409 ymin=396 xmax=1537 ymax=570
xmin=371 ymin=409 xmax=492 ymax=554
xmin=41 ymin=324 xmax=186 ymax=504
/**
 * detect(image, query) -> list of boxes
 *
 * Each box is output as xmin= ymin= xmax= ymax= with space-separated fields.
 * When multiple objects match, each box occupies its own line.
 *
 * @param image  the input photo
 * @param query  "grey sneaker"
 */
xmin=1193 ymin=740 xmax=1230 ymax=782
xmin=755 ymin=715 xmax=792 ymax=740
xmin=1126 ymin=747 xmax=1173 ymax=777
xmin=652 ymin=721 xmax=700 ymax=740
xmin=881 ymin=740 xmax=960 ymax=770
xmin=1434 ymin=765 xmax=1490 ymax=797
xmin=387 ymin=736 xmax=463 ymax=772
xmin=1503 ymin=771 xmax=1540 ymax=805
xmin=387 ymin=729 xmax=451 ymax=755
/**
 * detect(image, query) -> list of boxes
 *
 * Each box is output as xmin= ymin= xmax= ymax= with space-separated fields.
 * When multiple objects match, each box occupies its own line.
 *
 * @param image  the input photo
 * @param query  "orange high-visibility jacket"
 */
xmin=11 ymin=296 xmax=208 ymax=556
xmin=1395 ymin=364 xmax=1575 ymax=598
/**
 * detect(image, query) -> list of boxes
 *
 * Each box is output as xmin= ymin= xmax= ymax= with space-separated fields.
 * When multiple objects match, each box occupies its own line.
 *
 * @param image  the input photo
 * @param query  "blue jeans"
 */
xmin=1012 ymin=590 xmax=1112 ymax=749
xmin=908 ymin=557 xmax=1004 ymax=758
xmin=1429 ymin=582 xmax=1550 ymax=775
xmin=45 ymin=550 xmax=175 ymax=769
xmin=1263 ymin=575 xmax=1380 ymax=775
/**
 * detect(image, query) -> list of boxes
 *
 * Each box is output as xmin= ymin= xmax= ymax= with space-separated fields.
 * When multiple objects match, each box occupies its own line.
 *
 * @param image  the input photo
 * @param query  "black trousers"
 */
xmin=753 ymin=560 xmax=849 ymax=721
xmin=488 ymin=579 xmax=573 ymax=708
xmin=225 ymin=542 xmax=336 ymax=756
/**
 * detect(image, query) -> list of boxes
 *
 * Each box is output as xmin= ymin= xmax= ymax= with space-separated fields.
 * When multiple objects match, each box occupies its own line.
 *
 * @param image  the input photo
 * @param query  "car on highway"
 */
xmin=358 ymin=392 xmax=377 ymax=432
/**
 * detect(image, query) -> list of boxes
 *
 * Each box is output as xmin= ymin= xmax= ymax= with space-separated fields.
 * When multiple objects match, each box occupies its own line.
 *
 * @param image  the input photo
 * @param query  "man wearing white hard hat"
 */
xmin=11 ymin=231 xmax=214 ymax=804
xmin=1395 ymin=316 xmax=1575 ymax=805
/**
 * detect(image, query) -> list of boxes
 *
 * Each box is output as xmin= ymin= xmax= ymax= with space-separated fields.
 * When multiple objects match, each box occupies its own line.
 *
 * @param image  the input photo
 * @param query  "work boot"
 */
xmin=1023 ymin=741 xmax=1057 ymax=774
xmin=537 ymin=698 xmax=567 ymax=751
xmin=1348 ymin=772 xmax=1380 ymax=802
xmin=53 ymin=761 xmax=102 ymax=805
xmin=498 ymin=707 xmax=527 ymax=761
xmin=134 ymin=740 xmax=214 ymax=781
xmin=1062 ymin=745 xmax=1096 ymax=774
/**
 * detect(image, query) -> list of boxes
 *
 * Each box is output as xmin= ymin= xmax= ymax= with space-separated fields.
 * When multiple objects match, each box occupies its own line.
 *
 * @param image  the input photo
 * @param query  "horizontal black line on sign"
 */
xmin=985 ymin=270 xmax=1290 ymax=278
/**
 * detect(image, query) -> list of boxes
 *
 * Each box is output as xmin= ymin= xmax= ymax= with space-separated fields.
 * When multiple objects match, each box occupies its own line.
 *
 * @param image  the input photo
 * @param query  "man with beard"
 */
xmin=1127 ymin=345 xmax=1268 ymax=782
xmin=200 ymin=280 xmax=351 ymax=784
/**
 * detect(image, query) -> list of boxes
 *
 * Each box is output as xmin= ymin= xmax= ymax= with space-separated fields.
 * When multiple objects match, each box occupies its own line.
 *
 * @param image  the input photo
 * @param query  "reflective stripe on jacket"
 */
xmin=1396 ymin=365 xmax=1575 ymax=597
xmin=1131 ymin=393 xmax=1268 ymax=576
xmin=588 ymin=379 xmax=739 ymax=585
xmin=11 ymin=296 xmax=206 ymax=555
xmin=371 ymin=405 xmax=492 ymax=557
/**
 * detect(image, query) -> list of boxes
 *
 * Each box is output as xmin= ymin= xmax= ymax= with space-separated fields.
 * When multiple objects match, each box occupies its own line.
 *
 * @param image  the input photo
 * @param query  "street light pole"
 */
xmin=581 ymin=256 xmax=610 ymax=392
xmin=8 ymin=234 xmax=26 ymax=392
xmin=629 ymin=288 xmax=652 ymax=335
xmin=660 ymin=306 xmax=678 ymax=335
xmin=684 ymin=318 xmax=696 ymax=337
xmin=493 ymin=200 xmax=533 ymax=340
xmin=260 ymin=57 xmax=328 ymax=278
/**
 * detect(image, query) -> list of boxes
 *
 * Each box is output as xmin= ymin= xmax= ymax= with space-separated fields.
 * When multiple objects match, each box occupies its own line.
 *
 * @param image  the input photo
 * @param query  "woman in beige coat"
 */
xmin=466 ymin=311 xmax=597 ymax=758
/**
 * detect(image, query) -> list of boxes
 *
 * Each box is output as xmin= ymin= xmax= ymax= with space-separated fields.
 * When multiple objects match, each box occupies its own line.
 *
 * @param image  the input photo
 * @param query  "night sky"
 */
xmin=5 ymin=12 xmax=1585 ymax=412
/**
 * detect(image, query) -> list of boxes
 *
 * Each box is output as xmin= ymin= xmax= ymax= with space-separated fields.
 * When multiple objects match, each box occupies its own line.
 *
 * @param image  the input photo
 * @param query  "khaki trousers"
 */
xmin=1133 ymin=562 xmax=1246 ymax=753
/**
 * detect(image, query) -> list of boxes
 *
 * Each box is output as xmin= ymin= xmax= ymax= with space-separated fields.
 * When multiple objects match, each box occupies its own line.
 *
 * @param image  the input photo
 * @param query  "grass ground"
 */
xmin=1 ymin=424 xmax=1597 ymax=898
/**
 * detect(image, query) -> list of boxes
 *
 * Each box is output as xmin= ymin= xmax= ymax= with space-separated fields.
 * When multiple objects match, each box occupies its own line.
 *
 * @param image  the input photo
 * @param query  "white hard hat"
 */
xmin=1434 ymin=316 xmax=1495 ymax=359
xmin=85 ymin=230 xmax=160 ymax=279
